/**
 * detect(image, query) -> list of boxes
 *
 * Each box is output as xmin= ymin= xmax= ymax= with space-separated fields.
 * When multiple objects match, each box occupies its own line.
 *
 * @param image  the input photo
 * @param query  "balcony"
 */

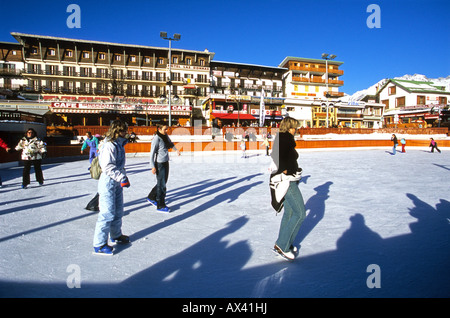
xmin=324 ymin=91 xmax=345 ymax=97
xmin=290 ymin=64 xmax=344 ymax=75
xmin=292 ymin=76 xmax=344 ymax=86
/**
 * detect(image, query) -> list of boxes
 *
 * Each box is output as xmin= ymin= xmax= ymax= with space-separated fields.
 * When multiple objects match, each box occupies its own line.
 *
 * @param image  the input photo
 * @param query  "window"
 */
xmin=388 ymin=86 xmax=396 ymax=95
xmin=172 ymin=56 xmax=178 ymax=64
xmin=417 ymin=95 xmax=425 ymax=105
xmin=114 ymin=54 xmax=121 ymax=61
xmin=144 ymin=57 xmax=150 ymax=63
xmin=99 ymin=53 xmax=106 ymax=60
xmin=199 ymin=59 xmax=205 ymax=66
xmin=48 ymin=49 xmax=56 ymax=56
xmin=130 ymin=55 xmax=136 ymax=62
xmin=82 ymin=51 xmax=90 ymax=58
xmin=186 ymin=58 xmax=191 ymax=65
xmin=80 ymin=67 xmax=92 ymax=77
xmin=65 ymin=50 xmax=73 ymax=57
xmin=157 ymin=58 xmax=164 ymax=64
xmin=396 ymin=96 xmax=405 ymax=107
xmin=31 ymin=47 xmax=38 ymax=55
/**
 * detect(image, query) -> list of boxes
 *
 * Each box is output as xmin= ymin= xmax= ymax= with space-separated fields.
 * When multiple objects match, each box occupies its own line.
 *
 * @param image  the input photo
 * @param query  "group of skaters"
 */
xmin=0 ymin=121 xmax=446 ymax=261
xmin=391 ymin=134 xmax=442 ymax=155
xmin=72 ymin=118 xmax=305 ymax=259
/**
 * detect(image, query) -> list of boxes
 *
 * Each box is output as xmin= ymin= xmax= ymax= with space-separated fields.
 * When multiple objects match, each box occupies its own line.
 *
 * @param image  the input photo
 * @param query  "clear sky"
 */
xmin=0 ymin=0 xmax=448 ymax=95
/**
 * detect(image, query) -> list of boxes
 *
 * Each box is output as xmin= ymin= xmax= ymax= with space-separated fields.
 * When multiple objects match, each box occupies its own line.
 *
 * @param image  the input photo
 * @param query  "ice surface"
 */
xmin=0 ymin=146 xmax=449 ymax=298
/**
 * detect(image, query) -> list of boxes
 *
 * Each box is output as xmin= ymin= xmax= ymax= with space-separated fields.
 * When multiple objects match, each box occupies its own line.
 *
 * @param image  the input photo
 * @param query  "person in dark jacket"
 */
xmin=269 ymin=117 xmax=306 ymax=261
xmin=429 ymin=138 xmax=441 ymax=153
xmin=391 ymin=134 xmax=398 ymax=155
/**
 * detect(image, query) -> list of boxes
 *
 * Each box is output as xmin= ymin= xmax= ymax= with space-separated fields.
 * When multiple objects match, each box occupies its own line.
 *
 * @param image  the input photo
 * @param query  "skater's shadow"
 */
xmin=128 ymin=174 xmax=263 ymax=242
xmin=294 ymin=181 xmax=333 ymax=245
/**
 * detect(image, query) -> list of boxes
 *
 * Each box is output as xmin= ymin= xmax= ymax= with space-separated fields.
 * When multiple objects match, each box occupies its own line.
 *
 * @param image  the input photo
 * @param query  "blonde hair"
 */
xmin=105 ymin=120 xmax=128 ymax=141
xmin=279 ymin=117 xmax=299 ymax=133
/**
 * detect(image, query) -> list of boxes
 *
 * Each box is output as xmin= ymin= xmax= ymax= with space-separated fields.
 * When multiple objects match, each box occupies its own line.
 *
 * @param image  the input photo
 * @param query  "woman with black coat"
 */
xmin=270 ymin=117 xmax=306 ymax=261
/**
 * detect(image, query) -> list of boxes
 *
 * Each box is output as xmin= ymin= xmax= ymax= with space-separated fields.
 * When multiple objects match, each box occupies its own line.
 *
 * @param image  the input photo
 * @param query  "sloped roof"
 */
xmin=378 ymin=79 xmax=450 ymax=95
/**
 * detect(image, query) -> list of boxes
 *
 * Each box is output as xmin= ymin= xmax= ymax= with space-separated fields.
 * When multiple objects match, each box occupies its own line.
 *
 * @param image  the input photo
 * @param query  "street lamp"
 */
xmin=160 ymin=32 xmax=181 ymax=126
xmin=321 ymin=53 xmax=336 ymax=128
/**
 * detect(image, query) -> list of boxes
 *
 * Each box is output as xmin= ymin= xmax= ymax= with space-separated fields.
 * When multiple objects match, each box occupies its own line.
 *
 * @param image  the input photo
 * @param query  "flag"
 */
xmin=259 ymin=88 xmax=265 ymax=127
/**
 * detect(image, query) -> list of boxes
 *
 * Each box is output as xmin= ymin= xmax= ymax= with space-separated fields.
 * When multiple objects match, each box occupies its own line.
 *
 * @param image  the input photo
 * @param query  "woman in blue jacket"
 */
xmin=147 ymin=123 xmax=180 ymax=212
xmin=92 ymin=120 xmax=130 ymax=255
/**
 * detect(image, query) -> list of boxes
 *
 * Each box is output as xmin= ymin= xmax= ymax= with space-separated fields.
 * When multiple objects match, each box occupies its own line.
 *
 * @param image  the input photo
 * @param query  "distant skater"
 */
xmin=240 ymin=140 xmax=247 ymax=158
xmin=429 ymin=138 xmax=441 ymax=153
xmin=81 ymin=132 xmax=99 ymax=164
xmin=262 ymin=136 xmax=270 ymax=156
xmin=391 ymin=134 xmax=398 ymax=155
xmin=0 ymin=137 xmax=11 ymax=187
xmin=15 ymin=128 xmax=47 ymax=188
xmin=400 ymin=138 xmax=406 ymax=153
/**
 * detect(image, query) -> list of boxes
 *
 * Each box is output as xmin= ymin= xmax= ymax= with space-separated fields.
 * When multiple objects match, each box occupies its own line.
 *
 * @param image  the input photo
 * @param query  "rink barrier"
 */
xmin=1 ymin=139 xmax=448 ymax=165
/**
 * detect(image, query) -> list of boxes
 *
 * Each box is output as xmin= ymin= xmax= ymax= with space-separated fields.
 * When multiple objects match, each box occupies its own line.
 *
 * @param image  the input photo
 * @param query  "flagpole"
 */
xmin=259 ymin=88 xmax=265 ymax=127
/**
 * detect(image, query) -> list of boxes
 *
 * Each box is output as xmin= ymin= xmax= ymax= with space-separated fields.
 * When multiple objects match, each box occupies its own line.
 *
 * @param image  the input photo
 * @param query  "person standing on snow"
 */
xmin=269 ymin=117 xmax=306 ymax=261
xmin=391 ymin=134 xmax=398 ymax=155
xmin=81 ymin=132 xmax=99 ymax=164
xmin=400 ymin=137 xmax=406 ymax=153
xmin=0 ymin=137 xmax=11 ymax=188
xmin=15 ymin=128 xmax=47 ymax=189
xmin=147 ymin=123 xmax=180 ymax=212
xmin=92 ymin=120 xmax=130 ymax=255
xmin=429 ymin=138 xmax=441 ymax=153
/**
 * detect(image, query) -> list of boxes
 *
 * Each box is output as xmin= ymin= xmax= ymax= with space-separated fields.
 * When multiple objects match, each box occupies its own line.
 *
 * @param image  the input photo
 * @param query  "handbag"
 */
xmin=90 ymin=156 xmax=102 ymax=179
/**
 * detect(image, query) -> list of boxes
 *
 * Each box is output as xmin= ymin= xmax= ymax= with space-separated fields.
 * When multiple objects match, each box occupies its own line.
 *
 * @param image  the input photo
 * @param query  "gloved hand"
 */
xmin=120 ymin=177 xmax=130 ymax=188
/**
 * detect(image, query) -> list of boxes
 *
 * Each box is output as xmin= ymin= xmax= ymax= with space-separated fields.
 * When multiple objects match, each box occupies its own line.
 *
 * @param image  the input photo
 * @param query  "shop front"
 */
xmin=50 ymin=102 xmax=192 ymax=126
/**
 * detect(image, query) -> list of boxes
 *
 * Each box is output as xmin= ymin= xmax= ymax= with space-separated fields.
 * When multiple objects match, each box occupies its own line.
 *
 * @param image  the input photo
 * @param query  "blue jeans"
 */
xmin=393 ymin=143 xmax=397 ymax=155
xmin=276 ymin=181 xmax=306 ymax=252
xmin=93 ymin=174 xmax=124 ymax=247
xmin=148 ymin=161 xmax=169 ymax=208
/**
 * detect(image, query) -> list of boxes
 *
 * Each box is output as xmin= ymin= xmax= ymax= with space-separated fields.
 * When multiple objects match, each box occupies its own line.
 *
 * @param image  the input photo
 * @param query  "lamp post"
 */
xmin=160 ymin=32 xmax=181 ymax=126
xmin=321 ymin=53 xmax=336 ymax=128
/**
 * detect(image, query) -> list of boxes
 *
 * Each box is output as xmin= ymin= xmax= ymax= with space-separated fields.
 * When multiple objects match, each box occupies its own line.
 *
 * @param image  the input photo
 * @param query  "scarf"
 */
xmin=156 ymin=130 xmax=174 ymax=149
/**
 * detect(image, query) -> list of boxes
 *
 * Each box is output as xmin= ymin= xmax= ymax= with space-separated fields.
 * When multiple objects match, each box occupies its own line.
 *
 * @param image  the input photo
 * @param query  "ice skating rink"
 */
xmin=0 ymin=147 xmax=449 ymax=298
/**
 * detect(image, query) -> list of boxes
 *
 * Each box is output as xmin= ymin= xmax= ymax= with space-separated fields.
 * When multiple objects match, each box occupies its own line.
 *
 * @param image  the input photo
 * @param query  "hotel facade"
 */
xmin=3 ymin=31 xmax=442 ymax=129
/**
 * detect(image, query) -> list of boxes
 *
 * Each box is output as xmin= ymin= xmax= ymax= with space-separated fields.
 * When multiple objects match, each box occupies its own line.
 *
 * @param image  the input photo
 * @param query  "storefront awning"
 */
xmin=211 ymin=113 xmax=256 ymax=120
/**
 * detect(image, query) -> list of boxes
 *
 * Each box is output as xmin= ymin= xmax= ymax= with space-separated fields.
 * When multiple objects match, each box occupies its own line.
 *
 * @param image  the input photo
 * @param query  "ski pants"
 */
xmin=22 ymin=159 xmax=44 ymax=186
xmin=276 ymin=181 xmax=306 ymax=252
xmin=93 ymin=174 xmax=124 ymax=247
xmin=89 ymin=149 xmax=97 ymax=164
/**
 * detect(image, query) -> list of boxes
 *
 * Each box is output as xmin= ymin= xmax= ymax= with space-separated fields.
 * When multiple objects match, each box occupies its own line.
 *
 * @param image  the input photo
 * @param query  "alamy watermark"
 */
xmin=366 ymin=264 xmax=381 ymax=288
xmin=366 ymin=4 xmax=381 ymax=29
xmin=66 ymin=264 xmax=81 ymax=288
xmin=66 ymin=4 xmax=81 ymax=29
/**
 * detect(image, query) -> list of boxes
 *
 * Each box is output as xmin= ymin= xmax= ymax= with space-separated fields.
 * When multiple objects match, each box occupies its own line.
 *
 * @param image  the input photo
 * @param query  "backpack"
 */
xmin=90 ymin=156 xmax=102 ymax=179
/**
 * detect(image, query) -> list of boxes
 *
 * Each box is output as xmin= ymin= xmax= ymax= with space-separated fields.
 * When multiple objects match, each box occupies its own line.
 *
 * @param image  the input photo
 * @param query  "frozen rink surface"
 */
xmin=0 ymin=147 xmax=449 ymax=298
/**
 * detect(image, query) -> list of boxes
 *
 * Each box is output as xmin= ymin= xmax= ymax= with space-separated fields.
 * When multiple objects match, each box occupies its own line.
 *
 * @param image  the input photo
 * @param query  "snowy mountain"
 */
xmin=345 ymin=74 xmax=450 ymax=102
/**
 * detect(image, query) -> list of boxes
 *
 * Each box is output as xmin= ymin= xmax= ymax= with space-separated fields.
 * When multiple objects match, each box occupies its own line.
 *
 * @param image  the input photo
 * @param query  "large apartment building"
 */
xmin=0 ymin=31 xmax=392 ymax=129
xmin=8 ymin=32 xmax=214 ymax=126
xmin=279 ymin=56 xmax=344 ymax=127
xmin=203 ymin=60 xmax=286 ymax=127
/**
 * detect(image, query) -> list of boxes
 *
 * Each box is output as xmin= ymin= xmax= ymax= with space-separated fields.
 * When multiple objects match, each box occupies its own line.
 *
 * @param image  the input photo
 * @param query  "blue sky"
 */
xmin=0 ymin=0 xmax=448 ymax=95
